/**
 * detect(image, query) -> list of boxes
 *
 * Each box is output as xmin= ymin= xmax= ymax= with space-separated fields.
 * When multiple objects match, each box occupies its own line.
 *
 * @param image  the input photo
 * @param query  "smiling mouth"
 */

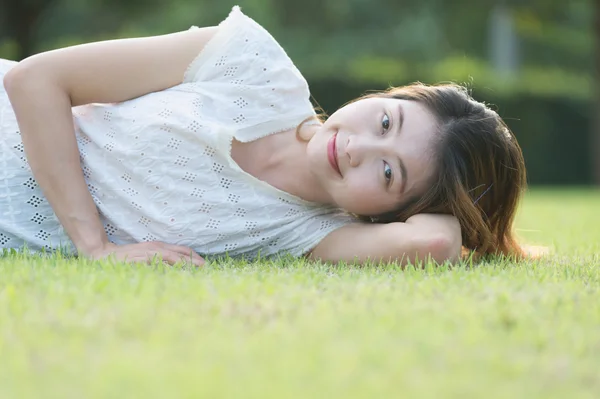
xmin=327 ymin=133 xmax=342 ymax=177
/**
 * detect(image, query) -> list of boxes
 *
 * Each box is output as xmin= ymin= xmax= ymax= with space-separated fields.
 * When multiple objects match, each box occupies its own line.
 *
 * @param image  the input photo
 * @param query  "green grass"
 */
xmin=1 ymin=188 xmax=599 ymax=399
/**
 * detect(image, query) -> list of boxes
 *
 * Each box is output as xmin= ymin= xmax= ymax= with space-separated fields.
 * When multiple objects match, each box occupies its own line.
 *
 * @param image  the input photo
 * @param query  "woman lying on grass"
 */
xmin=0 ymin=6 xmax=526 ymax=266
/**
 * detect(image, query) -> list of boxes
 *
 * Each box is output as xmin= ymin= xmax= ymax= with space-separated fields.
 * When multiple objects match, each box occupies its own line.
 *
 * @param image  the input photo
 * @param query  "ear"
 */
xmin=297 ymin=117 xmax=320 ymax=142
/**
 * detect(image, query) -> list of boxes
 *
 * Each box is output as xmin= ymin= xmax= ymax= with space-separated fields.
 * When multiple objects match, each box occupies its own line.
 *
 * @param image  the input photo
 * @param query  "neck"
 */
xmin=263 ymin=125 xmax=333 ymax=205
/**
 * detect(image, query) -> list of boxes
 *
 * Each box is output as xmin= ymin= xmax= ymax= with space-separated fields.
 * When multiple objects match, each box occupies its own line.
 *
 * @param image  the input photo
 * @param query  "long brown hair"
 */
xmin=308 ymin=82 xmax=527 ymax=259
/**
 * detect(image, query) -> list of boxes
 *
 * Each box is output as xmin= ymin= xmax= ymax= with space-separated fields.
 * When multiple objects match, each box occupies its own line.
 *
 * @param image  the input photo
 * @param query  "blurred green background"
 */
xmin=1 ymin=0 xmax=599 ymax=186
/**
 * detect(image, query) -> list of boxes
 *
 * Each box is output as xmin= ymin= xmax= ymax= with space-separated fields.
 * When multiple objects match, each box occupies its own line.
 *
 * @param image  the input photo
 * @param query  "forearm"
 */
xmin=4 ymin=70 xmax=108 ymax=255
xmin=310 ymin=214 xmax=462 ymax=265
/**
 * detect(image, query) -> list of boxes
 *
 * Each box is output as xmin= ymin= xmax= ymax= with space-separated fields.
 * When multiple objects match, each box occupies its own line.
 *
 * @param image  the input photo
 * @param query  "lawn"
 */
xmin=0 ymin=188 xmax=598 ymax=399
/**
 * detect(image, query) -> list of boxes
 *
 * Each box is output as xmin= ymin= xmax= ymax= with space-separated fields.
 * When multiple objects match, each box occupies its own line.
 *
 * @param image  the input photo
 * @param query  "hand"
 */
xmin=85 ymin=241 xmax=205 ymax=267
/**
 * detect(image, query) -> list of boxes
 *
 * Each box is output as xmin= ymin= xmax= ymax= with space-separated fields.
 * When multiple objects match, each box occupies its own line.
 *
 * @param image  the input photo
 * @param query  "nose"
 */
xmin=345 ymin=134 xmax=384 ymax=167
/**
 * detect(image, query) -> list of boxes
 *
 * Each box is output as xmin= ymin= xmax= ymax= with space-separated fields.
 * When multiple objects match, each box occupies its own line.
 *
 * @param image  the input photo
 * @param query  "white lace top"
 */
xmin=0 ymin=6 xmax=355 ymax=259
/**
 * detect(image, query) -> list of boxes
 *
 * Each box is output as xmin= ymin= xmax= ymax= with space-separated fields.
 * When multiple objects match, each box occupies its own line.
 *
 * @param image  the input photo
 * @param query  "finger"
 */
xmin=175 ymin=252 xmax=204 ymax=267
xmin=159 ymin=243 xmax=204 ymax=263
xmin=143 ymin=242 xmax=204 ymax=265
xmin=146 ymin=250 xmax=178 ymax=266
xmin=149 ymin=250 xmax=204 ymax=267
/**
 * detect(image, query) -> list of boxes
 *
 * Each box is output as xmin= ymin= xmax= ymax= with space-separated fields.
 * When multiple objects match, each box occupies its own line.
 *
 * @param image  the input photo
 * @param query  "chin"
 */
xmin=336 ymin=204 xmax=364 ymax=216
xmin=338 ymin=202 xmax=385 ymax=217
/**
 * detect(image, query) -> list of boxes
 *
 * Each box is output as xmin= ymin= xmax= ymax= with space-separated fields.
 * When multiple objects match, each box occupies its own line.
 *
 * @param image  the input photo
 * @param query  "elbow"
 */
xmin=420 ymin=233 xmax=462 ymax=264
xmin=3 ymin=63 xmax=33 ymax=96
xmin=4 ymin=60 xmax=29 ymax=84
xmin=3 ymin=66 xmax=19 ymax=94
xmin=4 ymin=63 xmax=70 ymax=111
xmin=4 ymin=59 xmax=53 ymax=97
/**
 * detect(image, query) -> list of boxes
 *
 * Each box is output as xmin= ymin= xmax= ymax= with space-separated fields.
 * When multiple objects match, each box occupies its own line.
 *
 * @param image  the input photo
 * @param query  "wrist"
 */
xmin=73 ymin=232 xmax=109 ymax=257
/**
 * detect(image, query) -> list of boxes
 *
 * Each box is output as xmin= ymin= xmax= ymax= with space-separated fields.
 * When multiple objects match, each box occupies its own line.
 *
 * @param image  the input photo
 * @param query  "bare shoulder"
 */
xmin=308 ymin=214 xmax=461 ymax=265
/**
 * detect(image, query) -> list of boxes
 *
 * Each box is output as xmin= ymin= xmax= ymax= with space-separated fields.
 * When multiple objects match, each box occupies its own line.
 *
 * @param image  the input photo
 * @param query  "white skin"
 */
xmin=242 ymin=97 xmax=441 ymax=217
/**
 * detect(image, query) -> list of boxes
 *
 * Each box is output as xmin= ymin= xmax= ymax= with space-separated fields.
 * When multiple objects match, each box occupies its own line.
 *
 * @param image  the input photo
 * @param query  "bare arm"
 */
xmin=308 ymin=214 xmax=462 ymax=265
xmin=3 ymin=26 xmax=217 ymax=256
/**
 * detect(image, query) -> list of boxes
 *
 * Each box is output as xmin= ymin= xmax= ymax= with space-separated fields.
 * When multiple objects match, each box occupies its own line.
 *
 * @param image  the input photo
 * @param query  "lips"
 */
xmin=327 ymin=133 xmax=342 ymax=177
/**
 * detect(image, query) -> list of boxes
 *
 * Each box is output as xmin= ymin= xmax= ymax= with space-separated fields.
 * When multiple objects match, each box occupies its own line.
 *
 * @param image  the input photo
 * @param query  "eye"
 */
xmin=383 ymin=162 xmax=392 ymax=183
xmin=381 ymin=114 xmax=390 ymax=133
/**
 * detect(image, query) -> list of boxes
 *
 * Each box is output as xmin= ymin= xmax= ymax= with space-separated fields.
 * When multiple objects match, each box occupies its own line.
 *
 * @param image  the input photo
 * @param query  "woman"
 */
xmin=1 ymin=6 xmax=526 ymax=266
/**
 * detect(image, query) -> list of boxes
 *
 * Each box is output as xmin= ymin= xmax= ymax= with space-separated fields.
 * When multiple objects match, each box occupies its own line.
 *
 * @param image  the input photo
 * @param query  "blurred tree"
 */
xmin=594 ymin=0 xmax=600 ymax=184
xmin=489 ymin=2 xmax=520 ymax=78
xmin=0 ymin=0 xmax=596 ymax=184
xmin=0 ymin=0 xmax=163 ymax=60
xmin=0 ymin=0 xmax=58 ymax=60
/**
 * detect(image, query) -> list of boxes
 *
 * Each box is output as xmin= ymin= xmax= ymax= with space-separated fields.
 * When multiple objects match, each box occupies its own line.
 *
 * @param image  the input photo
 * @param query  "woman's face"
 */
xmin=306 ymin=97 xmax=439 ymax=216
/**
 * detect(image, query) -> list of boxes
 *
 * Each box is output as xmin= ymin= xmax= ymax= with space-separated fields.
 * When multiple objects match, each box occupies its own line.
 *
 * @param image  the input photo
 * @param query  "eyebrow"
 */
xmin=395 ymin=103 xmax=408 ymax=195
